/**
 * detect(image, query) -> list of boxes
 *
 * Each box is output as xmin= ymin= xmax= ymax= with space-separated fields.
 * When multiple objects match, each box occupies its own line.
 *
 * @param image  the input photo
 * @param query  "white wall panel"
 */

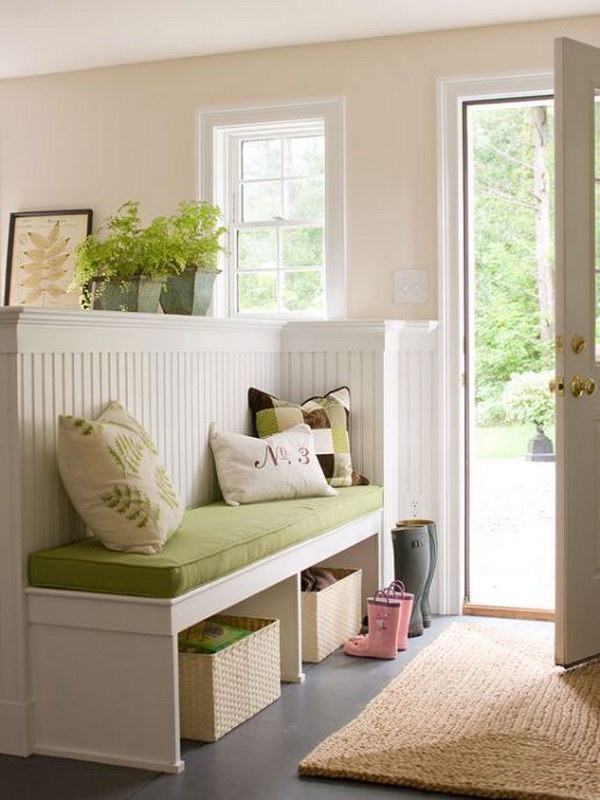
xmin=17 ymin=348 xmax=284 ymax=554
xmin=282 ymin=321 xmax=439 ymax=589
xmin=0 ymin=309 xmax=286 ymax=755
xmin=0 ymin=309 xmax=438 ymax=757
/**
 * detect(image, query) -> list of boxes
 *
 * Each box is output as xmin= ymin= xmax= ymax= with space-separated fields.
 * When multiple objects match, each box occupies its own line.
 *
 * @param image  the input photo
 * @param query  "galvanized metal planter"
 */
xmin=91 ymin=275 xmax=163 ymax=312
xmin=160 ymin=266 xmax=221 ymax=316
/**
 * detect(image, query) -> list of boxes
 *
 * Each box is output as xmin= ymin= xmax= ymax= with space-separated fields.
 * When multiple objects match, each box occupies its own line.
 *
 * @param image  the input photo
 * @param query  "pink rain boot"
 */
xmin=344 ymin=590 xmax=401 ymax=659
xmin=389 ymin=580 xmax=414 ymax=651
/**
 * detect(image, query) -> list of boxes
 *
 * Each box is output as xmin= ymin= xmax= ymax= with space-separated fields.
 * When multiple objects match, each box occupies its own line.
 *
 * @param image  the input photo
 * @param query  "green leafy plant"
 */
xmin=502 ymin=370 xmax=554 ymax=433
xmin=72 ymin=200 xmax=227 ymax=307
xmin=166 ymin=200 xmax=227 ymax=271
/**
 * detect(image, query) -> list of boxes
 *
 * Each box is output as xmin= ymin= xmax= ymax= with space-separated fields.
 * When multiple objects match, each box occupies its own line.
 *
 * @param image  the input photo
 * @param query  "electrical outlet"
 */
xmin=394 ymin=269 xmax=428 ymax=304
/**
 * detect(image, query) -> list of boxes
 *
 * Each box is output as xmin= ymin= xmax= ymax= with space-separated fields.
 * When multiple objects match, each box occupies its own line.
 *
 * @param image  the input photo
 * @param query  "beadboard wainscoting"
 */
xmin=282 ymin=321 xmax=439 ymax=601
xmin=0 ymin=308 xmax=438 ymax=757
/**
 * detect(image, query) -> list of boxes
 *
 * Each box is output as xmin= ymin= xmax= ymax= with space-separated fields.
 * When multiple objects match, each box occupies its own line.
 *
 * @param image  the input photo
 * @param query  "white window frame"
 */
xmin=198 ymin=99 xmax=346 ymax=319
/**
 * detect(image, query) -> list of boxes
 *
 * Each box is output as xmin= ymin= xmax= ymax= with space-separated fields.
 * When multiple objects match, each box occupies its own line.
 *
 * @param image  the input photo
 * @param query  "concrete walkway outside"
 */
xmin=469 ymin=458 xmax=555 ymax=610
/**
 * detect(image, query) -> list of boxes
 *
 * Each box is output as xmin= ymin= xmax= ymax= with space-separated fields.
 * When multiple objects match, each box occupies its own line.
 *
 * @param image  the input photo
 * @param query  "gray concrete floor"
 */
xmin=0 ymin=616 xmax=552 ymax=800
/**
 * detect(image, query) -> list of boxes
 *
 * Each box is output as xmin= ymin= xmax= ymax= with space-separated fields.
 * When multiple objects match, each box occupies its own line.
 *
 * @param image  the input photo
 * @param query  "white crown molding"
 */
xmin=0 ymin=307 xmax=286 ymax=354
xmin=0 ymin=308 xmax=438 ymax=354
xmin=283 ymin=319 xmax=438 ymax=352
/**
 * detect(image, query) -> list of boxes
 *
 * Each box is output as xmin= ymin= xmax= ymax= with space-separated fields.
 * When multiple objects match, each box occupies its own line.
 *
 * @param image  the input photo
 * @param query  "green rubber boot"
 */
xmin=391 ymin=523 xmax=430 ymax=637
xmin=396 ymin=519 xmax=437 ymax=628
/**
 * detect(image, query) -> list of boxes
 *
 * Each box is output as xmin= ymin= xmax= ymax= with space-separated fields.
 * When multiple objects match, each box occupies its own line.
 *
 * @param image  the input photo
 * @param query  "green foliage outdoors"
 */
xmin=474 ymin=423 xmax=555 ymax=460
xmin=472 ymin=105 xmax=555 ymax=406
xmin=72 ymin=200 xmax=226 ymax=307
xmin=502 ymin=370 xmax=554 ymax=433
xmin=236 ymin=225 xmax=325 ymax=313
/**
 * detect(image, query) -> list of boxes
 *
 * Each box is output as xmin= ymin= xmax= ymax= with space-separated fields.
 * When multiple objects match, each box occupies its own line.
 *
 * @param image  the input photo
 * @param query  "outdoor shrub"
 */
xmin=475 ymin=399 xmax=507 ymax=427
xmin=502 ymin=370 xmax=554 ymax=433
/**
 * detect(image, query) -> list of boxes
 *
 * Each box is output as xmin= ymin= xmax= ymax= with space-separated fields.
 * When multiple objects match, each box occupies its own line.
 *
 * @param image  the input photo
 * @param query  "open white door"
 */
xmin=555 ymin=37 xmax=600 ymax=666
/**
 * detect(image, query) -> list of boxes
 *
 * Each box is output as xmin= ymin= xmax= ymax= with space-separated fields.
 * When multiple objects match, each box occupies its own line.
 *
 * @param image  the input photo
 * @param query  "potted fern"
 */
xmin=159 ymin=200 xmax=227 ymax=316
xmin=72 ymin=201 xmax=184 ymax=312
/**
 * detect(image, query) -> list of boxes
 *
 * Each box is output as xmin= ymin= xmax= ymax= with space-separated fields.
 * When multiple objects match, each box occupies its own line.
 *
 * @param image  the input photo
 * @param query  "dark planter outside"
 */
xmin=91 ymin=276 xmax=163 ymax=313
xmin=160 ymin=266 xmax=221 ymax=316
xmin=526 ymin=429 xmax=554 ymax=462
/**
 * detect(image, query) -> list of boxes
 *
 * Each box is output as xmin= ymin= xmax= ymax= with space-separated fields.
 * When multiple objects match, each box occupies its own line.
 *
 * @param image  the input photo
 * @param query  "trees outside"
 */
xmin=470 ymin=101 xmax=555 ymax=444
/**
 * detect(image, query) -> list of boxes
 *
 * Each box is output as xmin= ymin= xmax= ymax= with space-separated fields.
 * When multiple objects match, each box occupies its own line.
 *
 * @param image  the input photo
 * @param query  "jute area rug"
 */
xmin=299 ymin=623 xmax=600 ymax=800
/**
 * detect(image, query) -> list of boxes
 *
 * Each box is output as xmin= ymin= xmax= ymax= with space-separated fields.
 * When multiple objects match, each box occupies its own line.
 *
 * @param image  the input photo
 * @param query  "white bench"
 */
xmin=26 ymin=509 xmax=383 ymax=773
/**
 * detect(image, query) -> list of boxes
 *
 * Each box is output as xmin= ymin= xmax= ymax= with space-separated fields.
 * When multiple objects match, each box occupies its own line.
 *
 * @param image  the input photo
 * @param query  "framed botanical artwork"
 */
xmin=4 ymin=209 xmax=93 ymax=309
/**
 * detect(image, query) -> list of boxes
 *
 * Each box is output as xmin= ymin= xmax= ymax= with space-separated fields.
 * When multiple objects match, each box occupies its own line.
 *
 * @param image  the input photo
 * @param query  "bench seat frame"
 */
xmin=26 ymin=509 xmax=384 ymax=774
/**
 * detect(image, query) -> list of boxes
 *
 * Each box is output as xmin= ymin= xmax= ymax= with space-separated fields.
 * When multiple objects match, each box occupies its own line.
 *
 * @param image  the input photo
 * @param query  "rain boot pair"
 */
xmin=344 ymin=583 xmax=414 ymax=660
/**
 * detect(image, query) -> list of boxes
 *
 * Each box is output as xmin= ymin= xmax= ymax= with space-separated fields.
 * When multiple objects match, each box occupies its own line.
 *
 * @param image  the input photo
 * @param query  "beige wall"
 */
xmin=2 ymin=15 xmax=600 ymax=319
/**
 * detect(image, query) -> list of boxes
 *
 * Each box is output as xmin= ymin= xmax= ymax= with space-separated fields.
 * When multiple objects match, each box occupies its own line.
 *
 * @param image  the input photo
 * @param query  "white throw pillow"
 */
xmin=209 ymin=422 xmax=337 ymax=506
xmin=57 ymin=402 xmax=184 ymax=554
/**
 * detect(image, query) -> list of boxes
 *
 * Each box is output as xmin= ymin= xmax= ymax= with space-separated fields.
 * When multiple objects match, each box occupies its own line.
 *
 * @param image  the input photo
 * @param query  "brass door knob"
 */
xmin=549 ymin=377 xmax=564 ymax=396
xmin=571 ymin=375 xmax=597 ymax=397
xmin=571 ymin=334 xmax=586 ymax=354
xmin=571 ymin=375 xmax=585 ymax=397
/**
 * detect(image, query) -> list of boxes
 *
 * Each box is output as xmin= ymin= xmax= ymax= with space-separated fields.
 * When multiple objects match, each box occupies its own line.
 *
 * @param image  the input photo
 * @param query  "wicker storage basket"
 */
xmin=178 ymin=615 xmax=280 ymax=742
xmin=301 ymin=568 xmax=362 ymax=663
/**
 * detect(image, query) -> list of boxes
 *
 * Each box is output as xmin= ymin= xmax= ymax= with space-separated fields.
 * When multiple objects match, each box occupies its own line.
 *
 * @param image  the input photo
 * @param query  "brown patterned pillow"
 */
xmin=248 ymin=386 xmax=368 ymax=487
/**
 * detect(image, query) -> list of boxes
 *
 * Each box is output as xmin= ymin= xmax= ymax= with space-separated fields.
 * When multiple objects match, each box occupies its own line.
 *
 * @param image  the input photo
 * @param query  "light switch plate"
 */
xmin=394 ymin=269 xmax=428 ymax=304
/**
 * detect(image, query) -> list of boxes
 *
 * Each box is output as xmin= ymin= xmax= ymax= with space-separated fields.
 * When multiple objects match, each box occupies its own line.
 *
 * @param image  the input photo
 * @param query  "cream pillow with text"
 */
xmin=209 ymin=422 xmax=337 ymax=506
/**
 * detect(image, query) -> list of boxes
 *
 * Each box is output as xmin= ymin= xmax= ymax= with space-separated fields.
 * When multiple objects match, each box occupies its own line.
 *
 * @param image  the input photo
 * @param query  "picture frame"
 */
xmin=4 ymin=208 xmax=93 ymax=309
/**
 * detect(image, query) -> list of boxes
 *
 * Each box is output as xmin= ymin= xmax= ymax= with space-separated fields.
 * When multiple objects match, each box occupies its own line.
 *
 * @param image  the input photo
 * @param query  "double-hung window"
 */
xmin=200 ymin=100 xmax=345 ymax=318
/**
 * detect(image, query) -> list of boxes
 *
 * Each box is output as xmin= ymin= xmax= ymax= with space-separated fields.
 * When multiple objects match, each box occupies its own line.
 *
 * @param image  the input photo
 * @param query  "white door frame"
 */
xmin=436 ymin=70 xmax=553 ymax=615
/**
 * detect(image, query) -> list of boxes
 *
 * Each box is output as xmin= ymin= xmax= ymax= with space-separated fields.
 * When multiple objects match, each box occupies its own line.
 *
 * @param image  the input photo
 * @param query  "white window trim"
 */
xmin=198 ymin=98 xmax=346 ymax=319
xmin=436 ymin=69 xmax=553 ymax=616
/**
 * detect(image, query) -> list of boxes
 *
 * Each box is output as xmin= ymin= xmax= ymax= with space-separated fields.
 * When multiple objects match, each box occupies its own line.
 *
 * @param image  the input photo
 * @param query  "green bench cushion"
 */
xmin=29 ymin=485 xmax=383 ymax=599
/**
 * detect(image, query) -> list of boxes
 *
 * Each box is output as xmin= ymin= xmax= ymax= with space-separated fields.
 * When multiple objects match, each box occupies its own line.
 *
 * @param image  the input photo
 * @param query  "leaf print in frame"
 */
xmin=4 ymin=209 xmax=92 ymax=309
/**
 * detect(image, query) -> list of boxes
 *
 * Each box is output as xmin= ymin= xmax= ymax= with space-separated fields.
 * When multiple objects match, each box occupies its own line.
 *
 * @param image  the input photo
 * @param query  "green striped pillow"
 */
xmin=248 ymin=386 xmax=368 ymax=487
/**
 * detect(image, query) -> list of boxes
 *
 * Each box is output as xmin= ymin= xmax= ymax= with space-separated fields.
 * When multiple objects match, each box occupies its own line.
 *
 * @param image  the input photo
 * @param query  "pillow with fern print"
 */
xmin=57 ymin=402 xmax=184 ymax=554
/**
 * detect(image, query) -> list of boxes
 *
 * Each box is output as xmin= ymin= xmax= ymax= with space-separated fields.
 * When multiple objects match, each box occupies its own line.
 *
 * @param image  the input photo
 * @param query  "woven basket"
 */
xmin=178 ymin=615 xmax=281 ymax=742
xmin=301 ymin=568 xmax=362 ymax=663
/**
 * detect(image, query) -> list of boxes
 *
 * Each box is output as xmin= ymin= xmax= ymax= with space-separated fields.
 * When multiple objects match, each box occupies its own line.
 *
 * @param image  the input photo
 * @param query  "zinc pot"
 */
xmin=160 ymin=266 xmax=221 ymax=316
xmin=92 ymin=276 xmax=163 ymax=313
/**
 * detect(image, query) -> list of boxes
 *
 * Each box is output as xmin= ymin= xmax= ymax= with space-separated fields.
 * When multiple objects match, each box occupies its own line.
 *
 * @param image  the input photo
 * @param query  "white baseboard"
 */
xmin=281 ymin=672 xmax=305 ymax=684
xmin=34 ymin=744 xmax=184 ymax=774
xmin=0 ymin=699 xmax=33 ymax=756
